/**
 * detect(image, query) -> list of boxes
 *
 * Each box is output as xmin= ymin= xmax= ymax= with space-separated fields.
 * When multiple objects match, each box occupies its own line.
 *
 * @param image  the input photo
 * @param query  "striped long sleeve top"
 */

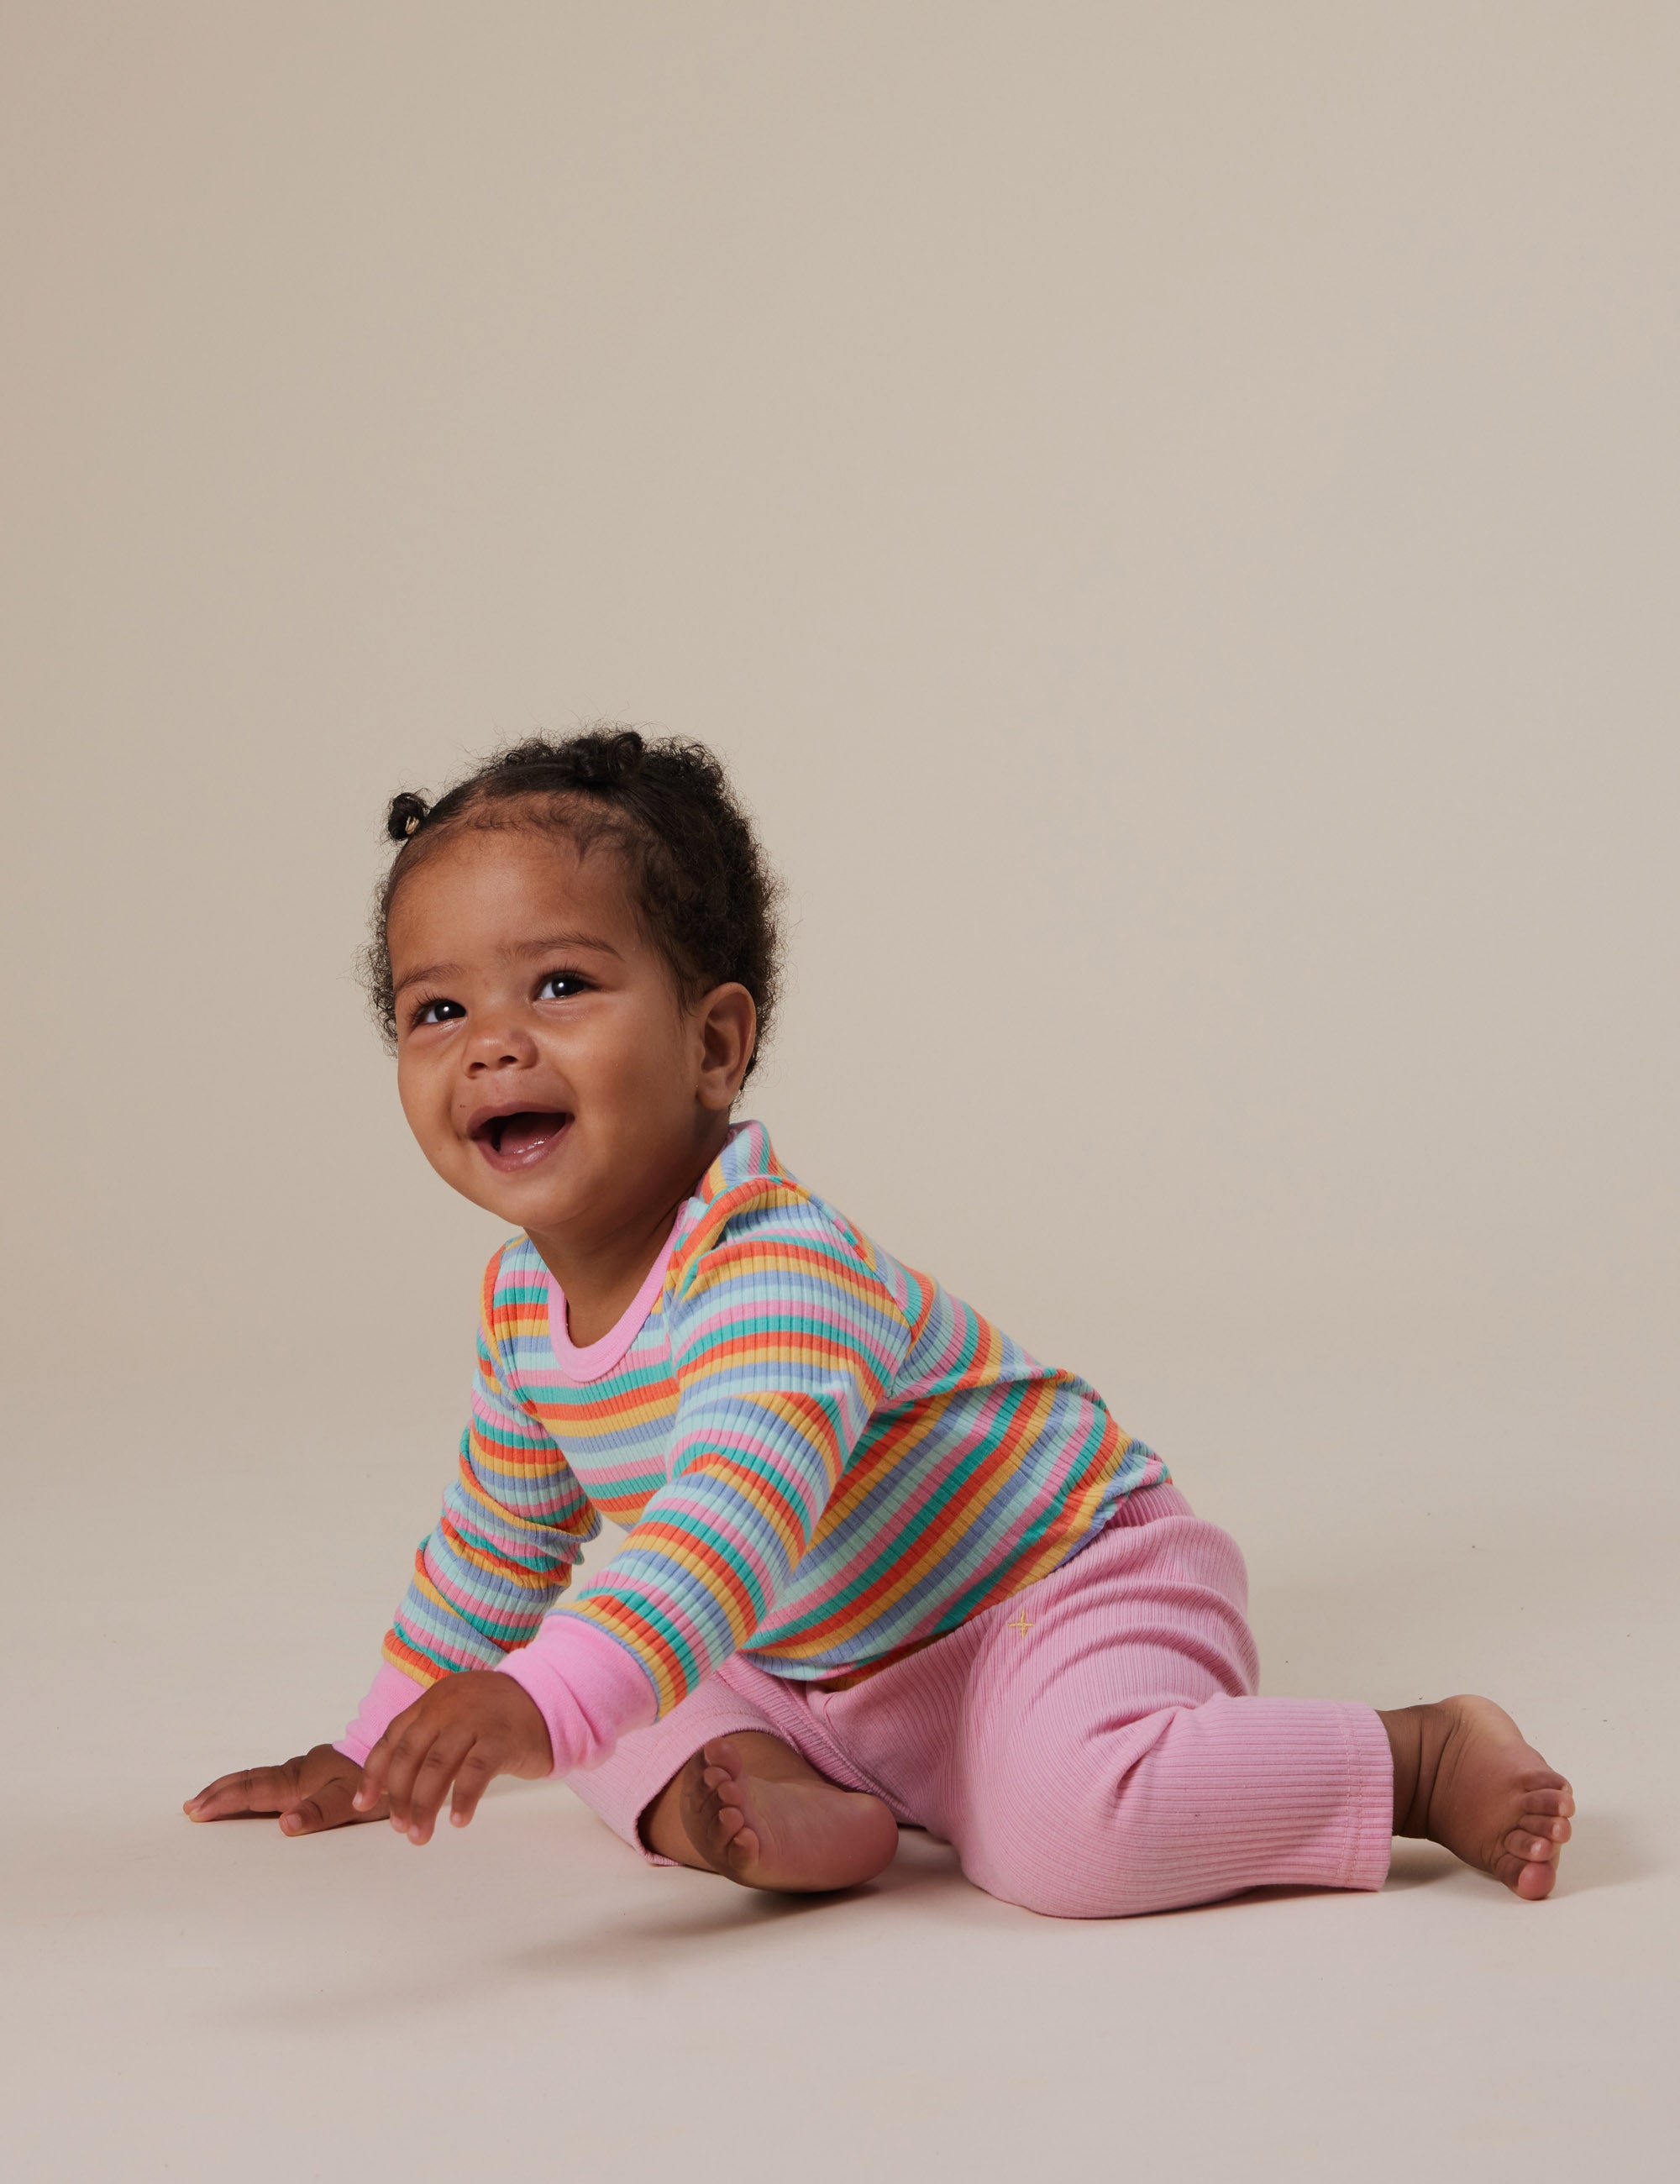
xmin=339 ymin=1121 xmax=1166 ymax=1772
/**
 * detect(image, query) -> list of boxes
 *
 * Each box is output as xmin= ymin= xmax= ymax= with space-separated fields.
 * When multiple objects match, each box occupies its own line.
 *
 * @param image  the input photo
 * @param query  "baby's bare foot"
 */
xmin=1380 ymin=1695 xmax=1574 ymax=1899
xmin=678 ymin=1733 xmax=900 ymax=1893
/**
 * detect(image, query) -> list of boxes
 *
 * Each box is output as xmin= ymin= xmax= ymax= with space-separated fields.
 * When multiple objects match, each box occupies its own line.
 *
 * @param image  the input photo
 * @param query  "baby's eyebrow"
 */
xmin=392 ymin=958 xmax=467 ymax=998
xmin=517 ymin=930 xmax=622 ymax=961
xmin=391 ymin=932 xmax=623 ymax=997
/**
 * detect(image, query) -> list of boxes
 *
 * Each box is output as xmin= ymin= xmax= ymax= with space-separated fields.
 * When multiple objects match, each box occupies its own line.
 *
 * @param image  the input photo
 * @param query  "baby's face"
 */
xmin=387 ymin=824 xmax=748 ymax=1256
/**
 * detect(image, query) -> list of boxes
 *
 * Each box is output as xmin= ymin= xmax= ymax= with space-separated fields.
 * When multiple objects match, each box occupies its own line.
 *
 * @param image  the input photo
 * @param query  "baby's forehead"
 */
xmin=388 ymin=820 xmax=648 ymax=958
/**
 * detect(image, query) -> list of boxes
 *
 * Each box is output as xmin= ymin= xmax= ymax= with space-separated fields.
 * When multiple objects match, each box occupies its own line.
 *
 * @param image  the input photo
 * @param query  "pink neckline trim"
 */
xmin=546 ymin=1216 xmax=683 ymax=1383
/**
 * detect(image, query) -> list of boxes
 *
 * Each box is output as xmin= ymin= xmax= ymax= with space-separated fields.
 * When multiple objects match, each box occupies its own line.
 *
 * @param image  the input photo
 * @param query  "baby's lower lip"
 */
xmin=472 ymin=1113 xmax=573 ymax=1173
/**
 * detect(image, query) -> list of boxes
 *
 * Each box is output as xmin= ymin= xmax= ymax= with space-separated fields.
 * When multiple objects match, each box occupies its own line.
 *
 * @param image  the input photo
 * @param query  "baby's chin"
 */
xmin=433 ymin=1133 xmax=591 ymax=1231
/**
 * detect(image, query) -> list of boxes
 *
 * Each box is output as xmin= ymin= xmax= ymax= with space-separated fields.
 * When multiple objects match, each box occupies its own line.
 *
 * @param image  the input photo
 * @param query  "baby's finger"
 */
xmin=449 ymin=1747 xmax=499 ymax=1831
xmin=279 ymin=1775 xmax=374 ymax=1837
xmin=380 ymin=1717 xmax=444 ymax=1829
xmin=352 ymin=1747 xmax=386 ymax=1810
xmin=184 ymin=1765 xmax=291 ymax=1821
xmin=402 ymin=1730 xmax=475 ymax=1845
xmin=354 ymin=1716 xmax=412 ymax=1810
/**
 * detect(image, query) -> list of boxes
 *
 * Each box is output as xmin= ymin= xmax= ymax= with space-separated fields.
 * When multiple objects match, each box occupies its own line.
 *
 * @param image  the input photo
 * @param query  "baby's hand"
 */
xmin=183 ymin=1743 xmax=387 ymax=1835
xmin=354 ymin=1670 xmax=553 ymax=1845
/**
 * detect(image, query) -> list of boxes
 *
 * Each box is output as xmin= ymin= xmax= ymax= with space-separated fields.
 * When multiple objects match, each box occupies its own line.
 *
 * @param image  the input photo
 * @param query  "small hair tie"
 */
xmin=404 ymin=811 xmax=423 ymax=836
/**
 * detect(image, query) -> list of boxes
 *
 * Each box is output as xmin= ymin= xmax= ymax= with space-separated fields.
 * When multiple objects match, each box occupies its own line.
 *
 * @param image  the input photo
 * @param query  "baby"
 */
xmin=186 ymin=729 xmax=1572 ymax=1915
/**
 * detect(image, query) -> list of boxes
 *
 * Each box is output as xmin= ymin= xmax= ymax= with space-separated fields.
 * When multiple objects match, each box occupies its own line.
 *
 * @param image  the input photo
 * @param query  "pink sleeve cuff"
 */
xmin=495 ymin=1613 xmax=659 ymax=1777
xmin=334 ymin=1661 xmax=428 ymax=1767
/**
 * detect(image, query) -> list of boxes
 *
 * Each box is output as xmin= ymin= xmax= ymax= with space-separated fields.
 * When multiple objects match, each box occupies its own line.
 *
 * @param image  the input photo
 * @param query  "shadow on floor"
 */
xmin=218 ymin=1802 xmax=1665 ymax=2034
xmin=228 ymin=1831 xmax=970 ymax=2029
xmin=1383 ymin=1841 xmax=1457 ymax=1891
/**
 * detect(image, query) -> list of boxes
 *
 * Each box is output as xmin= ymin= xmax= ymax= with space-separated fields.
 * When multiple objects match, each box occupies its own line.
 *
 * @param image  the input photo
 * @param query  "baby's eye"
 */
xmin=537 ymin=970 xmax=591 ymax=1000
xmin=413 ymin=996 xmax=465 ymax=1027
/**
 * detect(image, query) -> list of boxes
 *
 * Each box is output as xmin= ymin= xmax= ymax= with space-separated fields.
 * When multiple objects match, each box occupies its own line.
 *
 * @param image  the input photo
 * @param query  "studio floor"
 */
xmin=3 ymin=1364 xmax=1673 ymax=2183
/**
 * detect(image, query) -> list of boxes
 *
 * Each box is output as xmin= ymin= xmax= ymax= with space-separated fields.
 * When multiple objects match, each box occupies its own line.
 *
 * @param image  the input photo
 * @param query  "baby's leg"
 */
xmin=934 ymin=1500 xmax=1572 ymax=1917
xmin=642 ymin=1732 xmax=900 ymax=1892
xmin=963 ymin=1683 xmax=1571 ymax=1916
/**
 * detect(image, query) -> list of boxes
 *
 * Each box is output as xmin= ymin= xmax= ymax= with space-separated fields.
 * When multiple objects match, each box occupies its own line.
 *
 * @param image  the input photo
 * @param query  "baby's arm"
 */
xmin=184 ymin=1252 xmax=602 ymax=1836
xmin=374 ymin=1297 xmax=605 ymax=1687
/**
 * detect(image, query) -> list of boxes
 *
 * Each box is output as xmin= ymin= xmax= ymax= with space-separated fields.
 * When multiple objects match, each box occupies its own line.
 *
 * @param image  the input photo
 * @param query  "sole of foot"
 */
xmin=678 ymin=1733 xmax=900 ymax=1893
xmin=1393 ymin=1694 xmax=1575 ymax=1900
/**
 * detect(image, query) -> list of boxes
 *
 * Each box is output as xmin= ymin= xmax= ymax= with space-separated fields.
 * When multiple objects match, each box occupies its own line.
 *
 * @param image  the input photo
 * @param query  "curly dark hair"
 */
xmin=361 ymin=726 xmax=783 ymax=1079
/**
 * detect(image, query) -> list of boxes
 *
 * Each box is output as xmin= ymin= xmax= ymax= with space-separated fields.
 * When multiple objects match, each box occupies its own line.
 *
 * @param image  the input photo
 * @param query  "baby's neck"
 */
xmin=530 ymin=1119 xmax=732 ymax=1346
xmin=548 ymin=1209 xmax=682 ymax=1347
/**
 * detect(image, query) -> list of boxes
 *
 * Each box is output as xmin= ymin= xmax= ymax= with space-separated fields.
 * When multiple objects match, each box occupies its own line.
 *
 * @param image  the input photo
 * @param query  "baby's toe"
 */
xmin=1514 ymin=1857 xmax=1557 ymax=1900
xmin=1520 ymin=1809 xmax=1571 ymax=1845
xmin=1504 ymin=1824 xmax=1558 ymax=1865
xmin=714 ymin=1806 xmax=756 ymax=1873
xmin=1491 ymin=1845 xmax=1556 ymax=1898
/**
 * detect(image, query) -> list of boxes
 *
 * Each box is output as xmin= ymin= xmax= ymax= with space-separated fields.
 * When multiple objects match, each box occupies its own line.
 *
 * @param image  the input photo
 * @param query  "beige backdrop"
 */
xmin=3 ymin=5 xmax=1675 ymax=2180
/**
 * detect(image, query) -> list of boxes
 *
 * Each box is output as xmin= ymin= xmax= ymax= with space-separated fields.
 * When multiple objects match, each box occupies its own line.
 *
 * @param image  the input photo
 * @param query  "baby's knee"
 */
xmin=958 ymin=1793 xmax=1168 ymax=1919
xmin=963 ymin=1835 xmax=1162 ymax=1919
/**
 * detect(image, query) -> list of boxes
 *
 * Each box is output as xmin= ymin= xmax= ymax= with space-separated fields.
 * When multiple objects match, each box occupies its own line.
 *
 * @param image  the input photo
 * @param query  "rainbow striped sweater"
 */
xmin=342 ymin=1121 xmax=1165 ymax=1771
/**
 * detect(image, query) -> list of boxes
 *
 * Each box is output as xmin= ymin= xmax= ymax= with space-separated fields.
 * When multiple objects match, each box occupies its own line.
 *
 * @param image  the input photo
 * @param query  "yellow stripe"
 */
xmin=528 ymin=1393 xmax=679 ymax=1437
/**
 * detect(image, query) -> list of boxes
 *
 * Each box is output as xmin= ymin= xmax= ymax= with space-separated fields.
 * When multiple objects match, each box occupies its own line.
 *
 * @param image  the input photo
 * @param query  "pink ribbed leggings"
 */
xmin=566 ymin=1483 xmax=1396 ymax=1918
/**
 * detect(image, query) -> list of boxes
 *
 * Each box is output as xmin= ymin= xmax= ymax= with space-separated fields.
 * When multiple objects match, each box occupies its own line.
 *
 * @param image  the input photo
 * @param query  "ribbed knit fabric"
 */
xmin=368 ymin=1121 xmax=1165 ymax=1754
xmin=565 ymin=1483 xmax=1396 ymax=1919
xmin=335 ymin=1620 xmax=658 ymax=1773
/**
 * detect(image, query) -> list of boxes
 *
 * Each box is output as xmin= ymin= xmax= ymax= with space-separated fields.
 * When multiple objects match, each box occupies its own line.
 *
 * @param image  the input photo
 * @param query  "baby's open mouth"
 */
xmin=470 ymin=1108 xmax=572 ymax=1169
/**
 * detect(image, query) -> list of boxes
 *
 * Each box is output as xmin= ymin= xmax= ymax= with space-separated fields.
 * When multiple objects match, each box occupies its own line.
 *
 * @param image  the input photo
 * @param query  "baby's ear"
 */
xmin=697 ymin=983 xmax=758 ymax=1105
